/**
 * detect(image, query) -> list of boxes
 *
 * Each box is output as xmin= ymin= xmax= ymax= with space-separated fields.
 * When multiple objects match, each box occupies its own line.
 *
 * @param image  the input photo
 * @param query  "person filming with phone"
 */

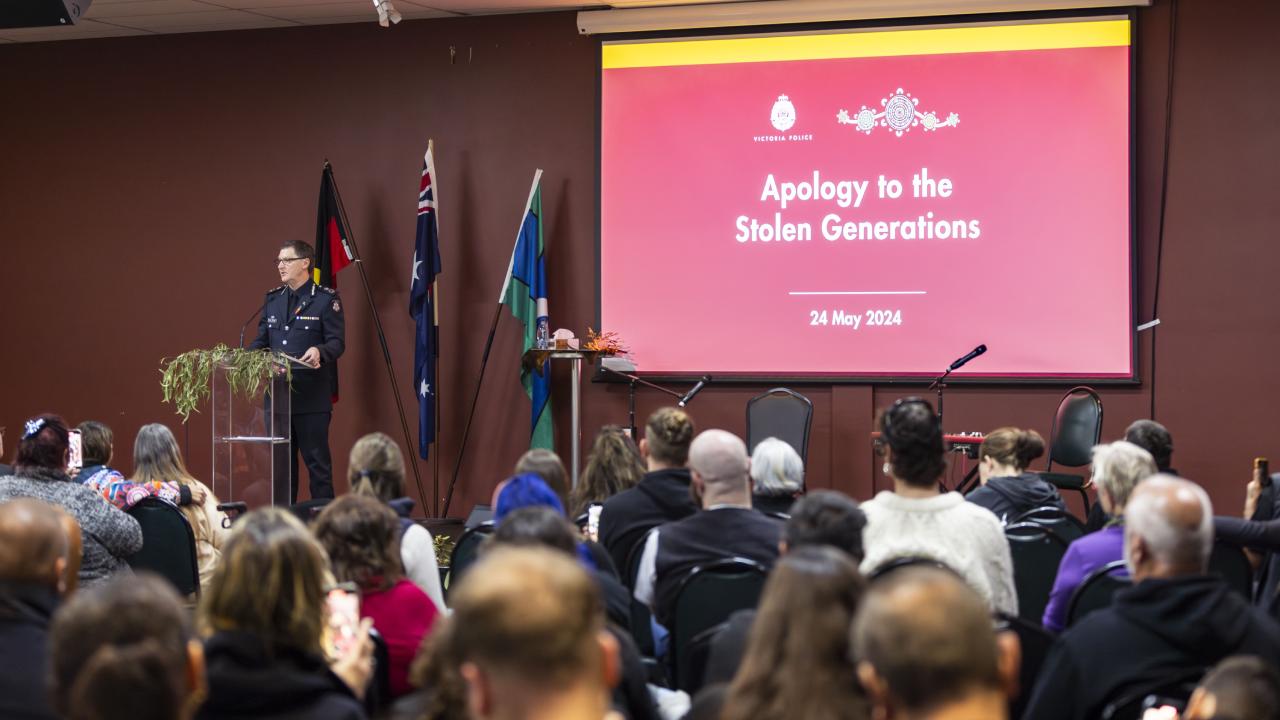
xmin=248 ymin=240 xmax=346 ymax=502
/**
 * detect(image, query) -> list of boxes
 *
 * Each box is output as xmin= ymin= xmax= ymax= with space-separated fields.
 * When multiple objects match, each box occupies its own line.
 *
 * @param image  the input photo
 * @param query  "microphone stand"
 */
xmin=927 ymin=366 xmax=952 ymax=430
xmin=598 ymin=366 xmax=686 ymax=439
xmin=238 ymin=304 xmax=263 ymax=349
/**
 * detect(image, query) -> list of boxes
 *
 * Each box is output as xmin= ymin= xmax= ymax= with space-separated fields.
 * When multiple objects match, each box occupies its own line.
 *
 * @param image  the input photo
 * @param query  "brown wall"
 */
xmin=1 ymin=0 xmax=1277 ymax=519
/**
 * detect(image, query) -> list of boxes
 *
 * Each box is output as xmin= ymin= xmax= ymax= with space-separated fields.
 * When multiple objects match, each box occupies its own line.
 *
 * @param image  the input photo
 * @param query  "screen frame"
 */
xmin=594 ymin=8 xmax=1140 ymax=386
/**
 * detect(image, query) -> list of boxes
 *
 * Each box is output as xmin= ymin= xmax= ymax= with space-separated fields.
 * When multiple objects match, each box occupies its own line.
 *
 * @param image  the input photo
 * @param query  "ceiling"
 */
xmin=0 ymin=0 xmax=737 ymax=43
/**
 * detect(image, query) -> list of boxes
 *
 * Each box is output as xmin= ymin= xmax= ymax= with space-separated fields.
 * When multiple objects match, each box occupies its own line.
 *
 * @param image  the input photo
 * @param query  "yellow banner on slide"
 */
xmin=602 ymin=18 xmax=1130 ymax=69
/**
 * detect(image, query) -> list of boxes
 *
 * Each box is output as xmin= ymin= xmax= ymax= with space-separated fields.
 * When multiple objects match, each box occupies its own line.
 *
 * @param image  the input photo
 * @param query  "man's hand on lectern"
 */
xmin=300 ymin=347 xmax=321 ymax=369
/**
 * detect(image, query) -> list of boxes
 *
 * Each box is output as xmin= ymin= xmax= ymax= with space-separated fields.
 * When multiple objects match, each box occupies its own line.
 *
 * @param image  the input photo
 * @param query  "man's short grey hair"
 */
xmin=1092 ymin=440 xmax=1157 ymax=510
xmin=689 ymin=429 xmax=750 ymax=488
xmin=1124 ymin=474 xmax=1214 ymax=573
xmin=750 ymin=437 xmax=803 ymax=497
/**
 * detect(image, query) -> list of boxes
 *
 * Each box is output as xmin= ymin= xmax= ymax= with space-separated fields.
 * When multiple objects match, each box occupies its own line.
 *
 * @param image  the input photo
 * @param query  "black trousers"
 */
xmin=290 ymin=412 xmax=334 ymax=502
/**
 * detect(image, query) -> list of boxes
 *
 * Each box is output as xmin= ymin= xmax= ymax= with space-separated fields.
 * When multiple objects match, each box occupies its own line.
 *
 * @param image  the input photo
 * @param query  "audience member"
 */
xmin=515 ymin=448 xmax=570 ymax=510
xmin=397 ymin=618 xmax=468 ymax=720
xmin=488 ymin=507 xmax=660 ymax=720
xmin=49 ymin=574 xmax=204 ymax=720
xmin=197 ymin=508 xmax=373 ymax=719
xmin=0 ymin=414 xmax=141 ymax=587
xmin=853 ymin=566 xmax=1020 ymax=720
xmin=1022 ymin=475 xmax=1280 ymax=720
xmin=1085 ymin=419 xmax=1178 ymax=532
xmin=495 ymin=474 xmax=619 ymax=580
xmin=1041 ymin=440 xmax=1157 ymax=631
xmin=633 ymin=429 xmax=783 ymax=628
xmin=598 ymin=407 xmax=698 ymax=578
xmin=1184 ymin=656 xmax=1280 ymax=720
xmin=749 ymin=437 xmax=804 ymax=516
xmin=314 ymin=495 xmax=439 ymax=699
xmin=705 ymin=490 xmax=868 ymax=685
xmin=449 ymin=547 xmax=623 ymax=720
xmin=965 ymin=426 xmax=1063 ymax=522
xmin=348 ymin=431 xmax=445 ymax=611
xmin=75 ymin=420 xmax=208 ymax=511
xmin=0 ymin=499 xmax=75 ymax=720
xmin=719 ymin=546 xmax=868 ymax=720
xmin=861 ymin=398 xmax=1017 ymax=614
xmin=132 ymin=423 xmax=228 ymax=588
xmin=569 ymin=425 xmax=645 ymax=520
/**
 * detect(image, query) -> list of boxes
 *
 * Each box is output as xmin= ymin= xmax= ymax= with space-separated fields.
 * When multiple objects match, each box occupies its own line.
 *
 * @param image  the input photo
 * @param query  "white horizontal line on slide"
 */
xmin=788 ymin=291 xmax=927 ymax=295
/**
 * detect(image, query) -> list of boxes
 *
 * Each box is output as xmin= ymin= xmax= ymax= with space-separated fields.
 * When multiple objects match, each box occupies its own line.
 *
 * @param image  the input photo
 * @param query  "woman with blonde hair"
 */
xmin=131 ymin=423 xmax=227 ymax=589
xmin=569 ymin=425 xmax=646 ymax=519
xmin=348 ymin=432 xmax=445 ymax=611
xmin=197 ymin=508 xmax=373 ymax=719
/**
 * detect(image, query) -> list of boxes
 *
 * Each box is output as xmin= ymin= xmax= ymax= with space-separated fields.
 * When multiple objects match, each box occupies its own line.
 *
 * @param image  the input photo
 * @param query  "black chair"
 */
xmin=1036 ymin=386 xmax=1103 ymax=516
xmin=671 ymin=558 xmax=768 ymax=692
xmin=1100 ymin=667 xmax=1205 ymax=720
xmin=994 ymin=611 xmax=1055 ymax=720
xmin=1011 ymin=505 xmax=1087 ymax=542
xmin=1006 ymin=522 xmax=1070 ymax=625
xmin=866 ymin=556 xmax=953 ymax=582
xmin=681 ymin=621 xmax=728 ymax=695
xmin=1066 ymin=559 xmax=1130 ymax=627
xmin=289 ymin=497 xmax=332 ymax=524
xmin=126 ymin=498 xmax=200 ymax=597
xmin=1209 ymin=540 xmax=1254 ymax=599
xmin=745 ymin=388 xmax=813 ymax=465
xmin=445 ymin=521 xmax=494 ymax=597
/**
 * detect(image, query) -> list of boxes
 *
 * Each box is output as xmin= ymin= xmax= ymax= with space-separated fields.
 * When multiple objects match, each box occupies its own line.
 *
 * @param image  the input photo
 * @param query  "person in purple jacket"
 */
xmin=1041 ymin=440 xmax=1157 ymax=632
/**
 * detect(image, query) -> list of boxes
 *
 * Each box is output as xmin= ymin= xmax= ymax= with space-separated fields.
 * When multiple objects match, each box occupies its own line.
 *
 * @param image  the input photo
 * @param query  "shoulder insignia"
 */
xmin=317 ymin=285 xmax=337 ymax=295
xmin=266 ymin=285 xmax=287 ymax=295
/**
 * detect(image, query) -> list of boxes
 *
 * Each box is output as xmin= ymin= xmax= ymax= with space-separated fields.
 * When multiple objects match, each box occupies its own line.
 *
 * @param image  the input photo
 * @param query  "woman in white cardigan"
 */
xmin=347 ymin=432 xmax=446 ymax=613
xmin=861 ymin=397 xmax=1018 ymax=615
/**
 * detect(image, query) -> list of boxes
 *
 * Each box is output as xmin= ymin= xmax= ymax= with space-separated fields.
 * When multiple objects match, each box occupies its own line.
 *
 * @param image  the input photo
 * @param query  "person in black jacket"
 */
xmin=197 ymin=508 xmax=372 ymax=720
xmin=965 ymin=427 xmax=1063 ymax=523
xmin=598 ymin=407 xmax=698 ymax=582
xmin=0 ymin=499 xmax=75 ymax=720
xmin=1022 ymin=475 xmax=1280 ymax=720
xmin=248 ymin=240 xmax=346 ymax=502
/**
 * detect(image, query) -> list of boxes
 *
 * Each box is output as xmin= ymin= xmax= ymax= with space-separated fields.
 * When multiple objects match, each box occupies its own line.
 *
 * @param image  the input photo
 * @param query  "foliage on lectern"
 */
xmin=160 ymin=344 xmax=290 ymax=422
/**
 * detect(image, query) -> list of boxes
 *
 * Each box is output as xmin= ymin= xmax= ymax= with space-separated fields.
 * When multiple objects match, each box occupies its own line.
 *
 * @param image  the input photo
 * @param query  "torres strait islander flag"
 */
xmin=500 ymin=169 xmax=552 ymax=451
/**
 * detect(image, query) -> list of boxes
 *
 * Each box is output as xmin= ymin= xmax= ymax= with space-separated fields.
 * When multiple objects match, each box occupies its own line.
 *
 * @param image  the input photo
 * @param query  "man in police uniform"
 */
xmin=249 ymin=240 xmax=345 ymax=501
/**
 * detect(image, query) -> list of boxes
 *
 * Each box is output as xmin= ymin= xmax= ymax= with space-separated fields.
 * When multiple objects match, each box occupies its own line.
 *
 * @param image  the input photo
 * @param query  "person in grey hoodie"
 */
xmin=965 ymin=427 xmax=1064 ymax=524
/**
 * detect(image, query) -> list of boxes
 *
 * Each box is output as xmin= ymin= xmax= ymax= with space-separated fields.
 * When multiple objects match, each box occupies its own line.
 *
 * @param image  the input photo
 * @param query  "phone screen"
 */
xmin=67 ymin=430 xmax=83 ymax=474
xmin=324 ymin=586 xmax=361 ymax=661
xmin=587 ymin=504 xmax=603 ymax=543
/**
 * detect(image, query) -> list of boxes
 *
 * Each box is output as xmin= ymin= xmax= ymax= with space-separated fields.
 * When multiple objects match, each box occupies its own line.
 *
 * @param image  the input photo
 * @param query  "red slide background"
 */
xmin=601 ymin=43 xmax=1131 ymax=377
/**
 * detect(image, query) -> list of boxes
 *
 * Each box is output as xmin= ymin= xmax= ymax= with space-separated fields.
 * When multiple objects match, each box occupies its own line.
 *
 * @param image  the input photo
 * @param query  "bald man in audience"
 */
xmin=853 ymin=566 xmax=1020 ymax=720
xmin=0 ymin=499 xmax=80 ymax=720
xmin=632 ymin=429 xmax=783 ymax=629
xmin=450 ymin=546 xmax=623 ymax=720
xmin=1023 ymin=475 xmax=1280 ymax=720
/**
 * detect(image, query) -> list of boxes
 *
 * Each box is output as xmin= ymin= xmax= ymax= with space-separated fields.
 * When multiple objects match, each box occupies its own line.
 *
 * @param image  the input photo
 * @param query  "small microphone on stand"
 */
xmin=678 ymin=375 xmax=711 ymax=408
xmin=948 ymin=344 xmax=987 ymax=372
xmin=238 ymin=303 xmax=264 ymax=349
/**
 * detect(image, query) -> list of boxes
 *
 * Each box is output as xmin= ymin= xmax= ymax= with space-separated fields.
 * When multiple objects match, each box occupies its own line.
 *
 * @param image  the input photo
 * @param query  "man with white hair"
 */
xmin=633 ymin=429 xmax=783 ymax=629
xmin=1023 ymin=475 xmax=1280 ymax=720
xmin=749 ymin=437 xmax=804 ymax=516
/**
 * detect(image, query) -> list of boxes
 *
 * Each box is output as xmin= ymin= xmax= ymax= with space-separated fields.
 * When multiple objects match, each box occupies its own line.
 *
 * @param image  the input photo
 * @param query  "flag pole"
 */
xmin=443 ymin=169 xmax=542 ymax=518
xmin=324 ymin=160 xmax=428 ymax=508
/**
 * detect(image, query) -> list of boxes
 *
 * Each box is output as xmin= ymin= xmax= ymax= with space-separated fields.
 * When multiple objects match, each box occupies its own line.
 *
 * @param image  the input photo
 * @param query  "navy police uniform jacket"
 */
xmin=249 ymin=282 xmax=345 ymax=414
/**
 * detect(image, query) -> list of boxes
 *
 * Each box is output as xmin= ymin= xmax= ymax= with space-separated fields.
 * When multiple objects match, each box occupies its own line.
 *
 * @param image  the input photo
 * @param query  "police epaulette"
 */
xmin=267 ymin=284 xmax=287 ymax=294
xmin=317 ymin=285 xmax=337 ymax=295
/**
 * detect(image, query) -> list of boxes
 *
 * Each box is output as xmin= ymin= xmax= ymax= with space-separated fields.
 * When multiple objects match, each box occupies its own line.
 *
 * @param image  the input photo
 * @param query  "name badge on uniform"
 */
xmin=267 ymin=315 xmax=279 ymax=326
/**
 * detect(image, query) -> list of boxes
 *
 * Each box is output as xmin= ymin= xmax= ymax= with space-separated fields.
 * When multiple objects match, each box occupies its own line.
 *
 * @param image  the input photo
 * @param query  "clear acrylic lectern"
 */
xmin=211 ymin=362 xmax=291 ymax=509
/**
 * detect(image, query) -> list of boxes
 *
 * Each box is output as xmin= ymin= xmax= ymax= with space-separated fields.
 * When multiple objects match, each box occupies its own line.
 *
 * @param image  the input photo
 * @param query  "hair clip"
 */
xmin=23 ymin=418 xmax=46 ymax=440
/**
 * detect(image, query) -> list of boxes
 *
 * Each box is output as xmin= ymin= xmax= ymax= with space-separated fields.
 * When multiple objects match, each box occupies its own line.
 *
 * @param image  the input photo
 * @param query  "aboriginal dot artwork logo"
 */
xmin=837 ymin=88 xmax=959 ymax=137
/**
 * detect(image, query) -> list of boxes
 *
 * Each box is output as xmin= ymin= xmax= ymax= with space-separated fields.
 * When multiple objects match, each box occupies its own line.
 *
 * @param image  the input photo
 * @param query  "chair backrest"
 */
xmin=867 ymin=556 xmax=953 ymax=582
xmin=1005 ymin=522 xmax=1070 ymax=624
xmin=682 ymin=621 xmax=729 ymax=695
xmin=289 ymin=498 xmax=332 ymax=524
xmin=364 ymin=629 xmax=392 ymax=716
xmin=1011 ymin=506 xmax=1087 ymax=542
xmin=1046 ymin=386 xmax=1103 ymax=470
xmin=126 ymin=498 xmax=200 ymax=597
xmin=1100 ymin=667 xmax=1205 ymax=720
xmin=446 ymin=521 xmax=495 ymax=595
xmin=1208 ymin=540 xmax=1254 ymax=599
xmin=995 ymin=611 xmax=1055 ymax=720
xmin=745 ymin=388 xmax=814 ymax=466
xmin=671 ymin=558 xmax=768 ymax=691
xmin=1067 ymin=559 xmax=1131 ymax=627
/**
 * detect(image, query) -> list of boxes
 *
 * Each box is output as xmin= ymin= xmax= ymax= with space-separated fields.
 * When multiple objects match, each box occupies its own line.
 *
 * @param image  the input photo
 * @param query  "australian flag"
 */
xmin=410 ymin=143 xmax=442 ymax=460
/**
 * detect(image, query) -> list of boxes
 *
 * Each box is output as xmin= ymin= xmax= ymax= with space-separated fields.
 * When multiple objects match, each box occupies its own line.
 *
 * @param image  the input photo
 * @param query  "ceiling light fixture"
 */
xmin=373 ymin=0 xmax=402 ymax=27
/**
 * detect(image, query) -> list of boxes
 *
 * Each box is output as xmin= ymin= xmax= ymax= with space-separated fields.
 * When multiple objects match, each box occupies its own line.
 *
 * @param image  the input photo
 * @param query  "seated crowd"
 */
xmin=2 ymin=403 xmax=1280 ymax=720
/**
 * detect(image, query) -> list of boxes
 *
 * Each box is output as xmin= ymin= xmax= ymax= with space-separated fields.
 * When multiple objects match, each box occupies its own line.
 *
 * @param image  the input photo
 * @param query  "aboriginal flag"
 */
xmin=315 ymin=164 xmax=355 ymax=288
